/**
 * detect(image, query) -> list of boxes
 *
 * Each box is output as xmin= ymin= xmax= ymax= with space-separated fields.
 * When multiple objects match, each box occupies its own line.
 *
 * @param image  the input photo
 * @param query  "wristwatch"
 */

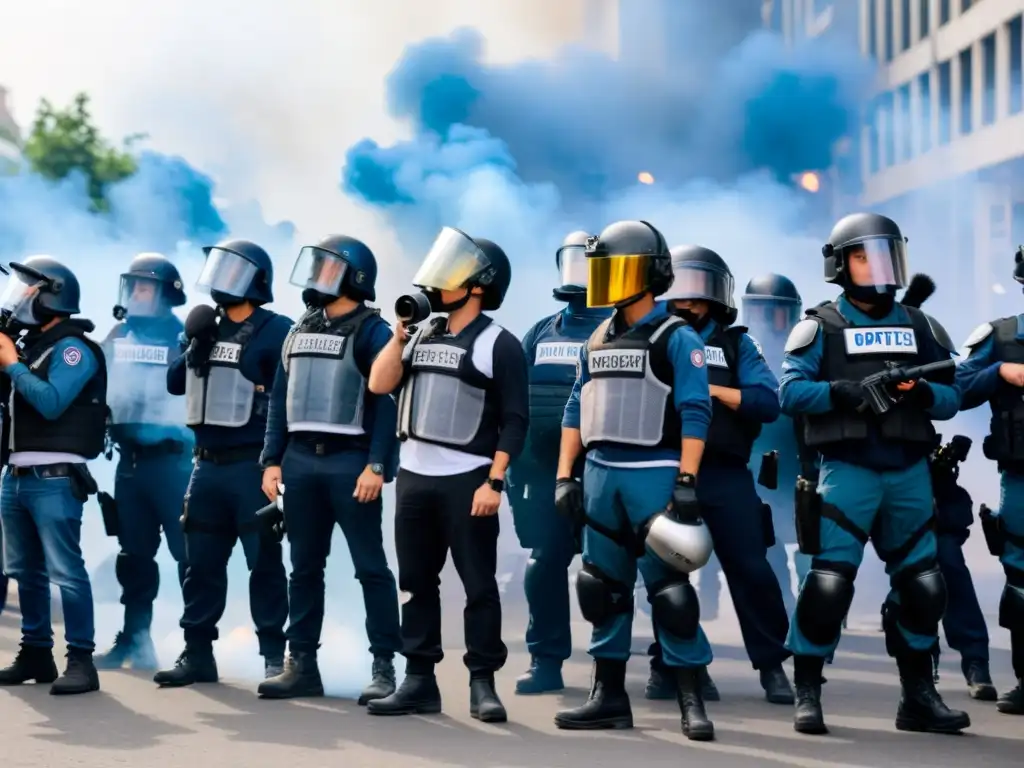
xmin=369 ymin=463 xmax=384 ymax=476
xmin=487 ymin=477 xmax=505 ymax=493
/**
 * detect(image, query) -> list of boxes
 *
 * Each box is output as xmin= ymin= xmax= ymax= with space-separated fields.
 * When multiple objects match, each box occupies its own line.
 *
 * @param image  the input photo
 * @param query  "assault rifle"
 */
xmin=857 ymin=358 xmax=956 ymax=416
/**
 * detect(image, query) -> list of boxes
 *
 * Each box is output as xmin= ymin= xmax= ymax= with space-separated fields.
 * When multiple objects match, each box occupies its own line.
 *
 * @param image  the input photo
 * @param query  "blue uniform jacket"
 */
xmin=4 ymin=337 xmax=100 ymax=419
xmin=954 ymin=315 xmax=1021 ymax=411
xmin=563 ymin=302 xmax=712 ymax=465
xmin=697 ymin=318 xmax=780 ymax=425
xmin=167 ymin=306 xmax=292 ymax=450
xmin=779 ymin=295 xmax=959 ymax=471
xmin=261 ymin=306 xmax=398 ymax=474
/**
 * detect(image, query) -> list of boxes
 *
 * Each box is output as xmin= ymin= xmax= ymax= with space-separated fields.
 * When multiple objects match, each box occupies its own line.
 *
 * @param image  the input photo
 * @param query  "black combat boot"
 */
xmin=792 ymin=654 xmax=827 ymax=734
xmin=997 ymin=679 xmax=1024 ymax=714
xmin=760 ymin=663 xmax=795 ymax=704
xmin=894 ymin=651 xmax=971 ymax=733
xmin=50 ymin=648 xmax=100 ymax=695
xmin=94 ymin=632 xmax=133 ymax=670
xmin=257 ymin=652 xmax=324 ymax=699
xmin=674 ymin=666 xmax=714 ymax=741
xmin=515 ymin=656 xmax=564 ymax=695
xmin=153 ymin=647 xmax=219 ymax=688
xmin=469 ymin=673 xmax=507 ymax=723
xmin=554 ymin=659 xmax=632 ymax=730
xmin=697 ymin=665 xmax=721 ymax=701
xmin=358 ymin=656 xmax=397 ymax=705
xmin=962 ymin=658 xmax=997 ymax=701
xmin=264 ymin=655 xmax=284 ymax=679
xmin=366 ymin=671 xmax=442 ymax=715
xmin=644 ymin=658 xmax=676 ymax=700
xmin=0 ymin=643 xmax=59 ymax=685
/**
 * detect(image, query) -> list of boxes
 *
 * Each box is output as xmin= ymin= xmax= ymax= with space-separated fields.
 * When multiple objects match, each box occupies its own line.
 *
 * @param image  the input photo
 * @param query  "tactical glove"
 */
xmin=830 ymin=380 xmax=866 ymax=411
xmin=554 ymin=478 xmax=585 ymax=525
xmin=669 ymin=472 xmax=700 ymax=523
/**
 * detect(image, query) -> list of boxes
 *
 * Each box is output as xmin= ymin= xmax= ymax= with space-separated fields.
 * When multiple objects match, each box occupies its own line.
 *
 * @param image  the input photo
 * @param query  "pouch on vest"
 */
xmin=758 ymin=450 xmax=779 ymax=490
xmin=794 ymin=475 xmax=822 ymax=555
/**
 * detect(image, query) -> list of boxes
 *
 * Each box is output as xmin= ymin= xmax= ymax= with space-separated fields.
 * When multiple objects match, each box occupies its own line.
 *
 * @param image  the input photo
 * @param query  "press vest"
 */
xmin=397 ymin=316 xmax=499 ymax=457
xmin=703 ymin=325 xmax=762 ymax=461
xmin=105 ymin=323 xmax=185 ymax=431
xmin=580 ymin=314 xmax=684 ymax=451
xmin=282 ymin=306 xmax=375 ymax=435
xmin=185 ymin=312 xmax=272 ymax=429
xmin=10 ymin=321 xmax=108 ymax=459
xmin=982 ymin=316 xmax=1024 ymax=469
xmin=803 ymin=302 xmax=937 ymax=449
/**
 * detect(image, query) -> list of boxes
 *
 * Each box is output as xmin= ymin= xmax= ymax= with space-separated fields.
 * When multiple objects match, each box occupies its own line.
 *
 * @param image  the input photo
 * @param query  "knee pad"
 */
xmin=999 ymin=567 xmax=1024 ymax=632
xmin=649 ymin=579 xmax=700 ymax=640
xmin=894 ymin=561 xmax=947 ymax=637
xmin=795 ymin=563 xmax=856 ymax=647
xmin=575 ymin=562 xmax=633 ymax=626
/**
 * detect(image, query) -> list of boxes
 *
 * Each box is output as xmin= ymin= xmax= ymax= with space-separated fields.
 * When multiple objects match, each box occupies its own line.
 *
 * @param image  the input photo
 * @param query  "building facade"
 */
xmin=0 ymin=85 xmax=20 ymax=175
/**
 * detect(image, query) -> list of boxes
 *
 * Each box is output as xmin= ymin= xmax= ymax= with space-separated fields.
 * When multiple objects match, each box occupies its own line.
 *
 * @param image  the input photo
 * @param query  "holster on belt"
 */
xmin=96 ymin=491 xmax=120 ymax=537
xmin=68 ymin=463 xmax=99 ymax=503
xmin=794 ymin=470 xmax=823 ymax=556
xmin=979 ymin=504 xmax=1006 ymax=557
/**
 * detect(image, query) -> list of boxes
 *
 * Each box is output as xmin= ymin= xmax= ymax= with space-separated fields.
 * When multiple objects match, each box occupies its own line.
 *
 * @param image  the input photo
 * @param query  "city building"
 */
xmin=0 ymin=84 xmax=20 ymax=174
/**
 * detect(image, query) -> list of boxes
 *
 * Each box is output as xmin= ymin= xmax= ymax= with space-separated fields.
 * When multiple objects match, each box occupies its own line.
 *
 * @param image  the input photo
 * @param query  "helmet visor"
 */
xmin=662 ymin=264 xmax=735 ymax=306
xmin=0 ymin=267 xmax=43 ymax=324
xmin=290 ymin=247 xmax=349 ymax=296
xmin=196 ymin=247 xmax=258 ymax=298
xmin=841 ymin=237 xmax=908 ymax=288
xmin=586 ymin=255 xmax=651 ymax=308
xmin=117 ymin=275 xmax=164 ymax=318
xmin=742 ymin=297 xmax=802 ymax=333
xmin=412 ymin=227 xmax=490 ymax=291
xmin=557 ymin=245 xmax=589 ymax=289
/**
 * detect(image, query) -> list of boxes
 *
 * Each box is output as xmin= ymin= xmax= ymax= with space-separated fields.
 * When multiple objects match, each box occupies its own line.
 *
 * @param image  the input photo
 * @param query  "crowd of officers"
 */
xmin=0 ymin=212 xmax=1020 ymax=744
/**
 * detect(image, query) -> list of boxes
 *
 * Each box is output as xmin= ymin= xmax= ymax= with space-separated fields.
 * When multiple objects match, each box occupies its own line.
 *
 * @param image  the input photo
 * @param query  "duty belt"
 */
xmin=8 ymin=463 xmax=75 ymax=479
xmin=119 ymin=440 xmax=187 ymax=463
xmin=289 ymin=433 xmax=362 ymax=456
xmin=193 ymin=444 xmax=263 ymax=465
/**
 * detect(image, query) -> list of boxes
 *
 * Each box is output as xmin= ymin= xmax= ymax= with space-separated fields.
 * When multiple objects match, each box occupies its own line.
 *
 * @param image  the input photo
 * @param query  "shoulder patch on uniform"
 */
xmin=784 ymin=319 xmax=819 ymax=354
xmin=924 ymin=313 xmax=957 ymax=355
xmin=962 ymin=322 xmax=994 ymax=350
xmin=690 ymin=348 xmax=705 ymax=368
xmin=62 ymin=345 xmax=83 ymax=366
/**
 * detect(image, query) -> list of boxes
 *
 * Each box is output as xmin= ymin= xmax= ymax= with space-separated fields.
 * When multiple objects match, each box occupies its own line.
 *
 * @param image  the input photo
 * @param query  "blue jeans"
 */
xmin=1 ymin=468 xmax=95 ymax=651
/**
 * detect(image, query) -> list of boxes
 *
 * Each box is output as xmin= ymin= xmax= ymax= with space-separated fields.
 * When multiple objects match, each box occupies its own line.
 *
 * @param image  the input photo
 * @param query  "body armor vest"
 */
xmin=105 ymin=323 xmax=185 ymax=434
xmin=185 ymin=312 xmax=272 ymax=428
xmin=703 ymin=325 xmax=762 ymax=461
xmin=10 ymin=320 xmax=108 ymax=459
xmin=803 ymin=302 xmax=936 ymax=449
xmin=982 ymin=316 xmax=1024 ymax=469
xmin=282 ymin=306 xmax=375 ymax=436
xmin=580 ymin=314 xmax=684 ymax=451
xmin=398 ymin=316 xmax=498 ymax=457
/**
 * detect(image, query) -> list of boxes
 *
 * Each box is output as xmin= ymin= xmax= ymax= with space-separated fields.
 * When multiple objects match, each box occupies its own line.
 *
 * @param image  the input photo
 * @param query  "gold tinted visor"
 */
xmin=586 ymin=255 xmax=651 ymax=308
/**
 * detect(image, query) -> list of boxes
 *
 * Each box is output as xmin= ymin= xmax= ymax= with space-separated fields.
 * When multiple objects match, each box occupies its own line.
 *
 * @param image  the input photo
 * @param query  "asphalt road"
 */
xmin=0 ymin=585 xmax=1020 ymax=768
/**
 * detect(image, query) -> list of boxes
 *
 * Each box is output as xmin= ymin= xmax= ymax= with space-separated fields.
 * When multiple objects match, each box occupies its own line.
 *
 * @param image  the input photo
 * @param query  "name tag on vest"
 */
xmin=210 ymin=341 xmax=242 ymax=364
xmin=292 ymin=333 xmax=345 ymax=356
xmin=589 ymin=349 xmax=645 ymax=373
xmin=413 ymin=344 xmax=465 ymax=370
xmin=535 ymin=342 xmax=582 ymax=366
xmin=843 ymin=327 xmax=918 ymax=355
xmin=704 ymin=346 xmax=728 ymax=368
xmin=113 ymin=341 xmax=168 ymax=365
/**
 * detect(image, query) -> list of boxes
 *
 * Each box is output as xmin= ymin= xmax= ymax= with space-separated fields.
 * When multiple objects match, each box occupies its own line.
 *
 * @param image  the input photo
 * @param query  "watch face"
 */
xmin=371 ymin=463 xmax=384 ymax=475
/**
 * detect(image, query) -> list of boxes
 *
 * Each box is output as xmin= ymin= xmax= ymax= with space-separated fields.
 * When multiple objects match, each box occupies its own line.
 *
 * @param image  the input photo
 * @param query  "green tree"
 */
xmin=22 ymin=92 xmax=144 ymax=212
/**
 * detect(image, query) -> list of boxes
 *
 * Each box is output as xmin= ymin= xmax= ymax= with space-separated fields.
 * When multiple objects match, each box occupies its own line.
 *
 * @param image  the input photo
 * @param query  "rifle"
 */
xmin=858 ymin=358 xmax=956 ymax=416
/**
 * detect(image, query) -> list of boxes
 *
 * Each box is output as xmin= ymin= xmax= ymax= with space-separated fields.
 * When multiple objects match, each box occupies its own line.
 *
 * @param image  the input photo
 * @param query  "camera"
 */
xmin=394 ymin=292 xmax=432 ymax=331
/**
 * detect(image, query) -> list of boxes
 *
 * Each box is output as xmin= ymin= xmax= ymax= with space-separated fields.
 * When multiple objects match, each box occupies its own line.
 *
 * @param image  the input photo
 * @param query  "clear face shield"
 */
xmin=290 ymin=247 xmax=349 ymax=296
xmin=0 ymin=268 xmax=44 ymax=326
xmin=412 ymin=227 xmax=491 ymax=293
xmin=742 ymin=297 xmax=801 ymax=334
xmin=117 ymin=275 xmax=165 ymax=318
xmin=557 ymin=245 xmax=589 ymax=289
xmin=661 ymin=264 xmax=735 ymax=306
xmin=196 ymin=247 xmax=258 ymax=298
xmin=842 ymin=238 xmax=909 ymax=290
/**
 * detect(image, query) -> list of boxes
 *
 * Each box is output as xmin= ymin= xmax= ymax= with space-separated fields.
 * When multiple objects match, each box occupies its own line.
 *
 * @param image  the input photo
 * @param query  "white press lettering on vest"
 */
xmin=112 ymin=341 xmax=169 ymax=365
xmin=412 ymin=344 xmax=466 ymax=370
xmin=704 ymin=346 xmax=728 ymax=368
xmin=292 ymin=333 xmax=345 ymax=356
xmin=535 ymin=341 xmax=582 ymax=366
xmin=842 ymin=327 xmax=918 ymax=355
xmin=209 ymin=341 xmax=243 ymax=364
xmin=589 ymin=349 xmax=645 ymax=373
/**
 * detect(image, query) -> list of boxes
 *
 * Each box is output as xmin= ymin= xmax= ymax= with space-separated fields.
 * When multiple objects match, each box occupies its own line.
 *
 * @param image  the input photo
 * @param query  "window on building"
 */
xmin=983 ymin=33 xmax=997 ymax=125
xmin=962 ymin=0 xmax=972 ymax=11
xmin=960 ymin=47 xmax=973 ymax=135
xmin=868 ymin=99 xmax=880 ymax=174
xmin=898 ymin=83 xmax=913 ymax=160
xmin=869 ymin=0 xmax=878 ymax=58
xmin=919 ymin=71 xmax=932 ymax=153
xmin=901 ymin=0 xmax=912 ymax=50
xmin=940 ymin=0 xmax=950 ymax=26
xmin=1012 ymin=16 xmax=1024 ymax=116
xmin=885 ymin=0 xmax=894 ymax=61
xmin=919 ymin=0 xmax=930 ymax=40
xmin=938 ymin=60 xmax=952 ymax=144
xmin=883 ymin=91 xmax=896 ymax=167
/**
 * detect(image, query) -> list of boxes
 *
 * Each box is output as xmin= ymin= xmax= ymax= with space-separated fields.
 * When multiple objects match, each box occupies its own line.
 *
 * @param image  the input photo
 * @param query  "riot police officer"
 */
xmin=553 ymin=221 xmax=717 ymax=741
xmin=258 ymin=235 xmax=402 ymax=704
xmin=779 ymin=213 xmax=969 ymax=735
xmin=154 ymin=239 xmax=291 ymax=688
xmin=0 ymin=256 xmax=107 ymax=695
xmin=95 ymin=253 xmax=193 ymax=671
xmin=508 ymin=231 xmax=612 ymax=695
xmin=367 ymin=227 xmax=528 ymax=723
xmin=646 ymin=249 xmax=794 ymax=705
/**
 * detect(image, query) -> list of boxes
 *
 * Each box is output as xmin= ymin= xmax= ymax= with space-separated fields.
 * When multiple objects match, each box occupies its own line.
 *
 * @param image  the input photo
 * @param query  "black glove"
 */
xmin=899 ymin=379 xmax=935 ymax=409
xmin=256 ymin=501 xmax=286 ymax=543
xmin=554 ymin=478 xmax=585 ymax=525
xmin=185 ymin=335 xmax=217 ymax=377
xmin=669 ymin=472 xmax=700 ymax=523
xmin=830 ymin=380 xmax=866 ymax=411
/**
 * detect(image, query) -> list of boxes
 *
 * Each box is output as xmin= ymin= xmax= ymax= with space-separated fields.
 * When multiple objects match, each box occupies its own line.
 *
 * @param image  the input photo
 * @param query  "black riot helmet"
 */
xmin=0 ymin=255 xmax=82 ymax=329
xmin=1014 ymin=246 xmax=1024 ymax=287
xmin=584 ymin=220 xmax=673 ymax=308
xmin=742 ymin=273 xmax=802 ymax=333
xmin=662 ymin=245 xmax=737 ymax=325
xmin=823 ymin=213 xmax=908 ymax=300
xmin=113 ymin=252 xmax=186 ymax=321
xmin=290 ymin=234 xmax=378 ymax=307
xmin=412 ymin=227 xmax=512 ymax=311
xmin=554 ymin=230 xmax=592 ymax=301
xmin=198 ymin=239 xmax=275 ymax=306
